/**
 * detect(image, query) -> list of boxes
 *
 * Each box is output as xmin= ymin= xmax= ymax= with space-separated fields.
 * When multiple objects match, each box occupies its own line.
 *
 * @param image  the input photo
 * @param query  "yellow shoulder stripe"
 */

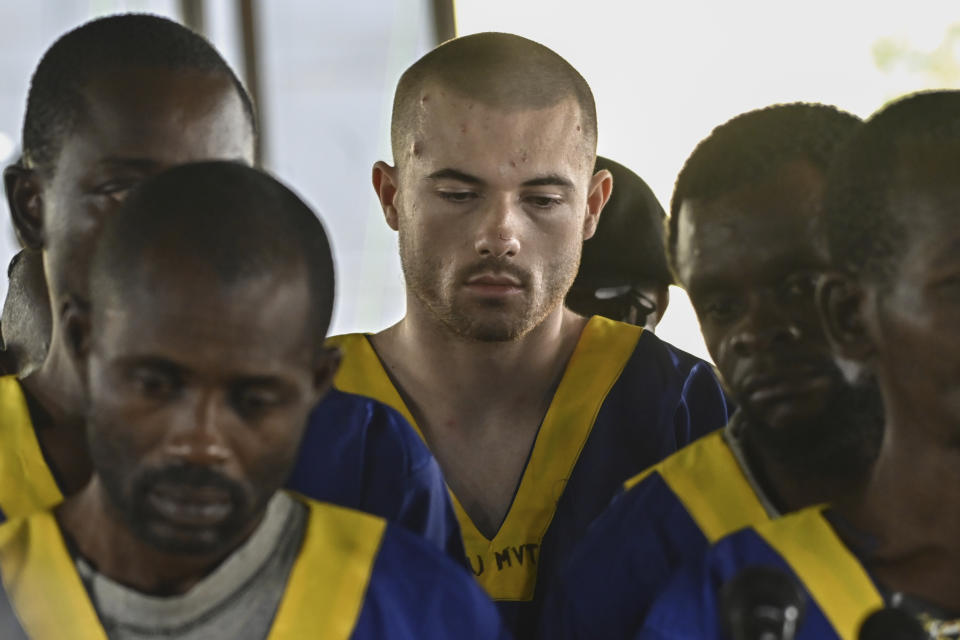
xmin=0 ymin=511 xmax=107 ymax=639
xmin=268 ymin=496 xmax=386 ymax=639
xmin=756 ymin=508 xmax=883 ymax=640
xmin=637 ymin=431 xmax=768 ymax=542
xmin=0 ymin=376 xmax=63 ymax=520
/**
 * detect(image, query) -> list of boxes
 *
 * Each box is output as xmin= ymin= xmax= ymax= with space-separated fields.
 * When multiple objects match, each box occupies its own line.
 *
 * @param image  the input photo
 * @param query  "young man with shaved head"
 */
xmin=0 ymin=162 xmax=504 ymax=639
xmin=1 ymin=13 xmax=462 ymax=559
xmin=637 ymin=90 xmax=960 ymax=640
xmin=329 ymin=32 xmax=730 ymax=636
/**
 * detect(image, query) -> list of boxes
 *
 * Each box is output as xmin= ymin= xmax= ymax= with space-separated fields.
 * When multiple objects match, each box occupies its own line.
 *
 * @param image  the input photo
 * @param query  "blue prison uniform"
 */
xmin=328 ymin=315 xmax=732 ymax=637
xmin=0 ymin=494 xmax=507 ymax=639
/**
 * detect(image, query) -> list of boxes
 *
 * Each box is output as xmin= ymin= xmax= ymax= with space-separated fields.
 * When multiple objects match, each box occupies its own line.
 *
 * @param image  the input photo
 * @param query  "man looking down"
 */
xmin=0 ymin=13 xmax=462 ymax=558
xmin=330 ymin=31 xmax=730 ymax=636
xmin=0 ymin=161 xmax=503 ymax=640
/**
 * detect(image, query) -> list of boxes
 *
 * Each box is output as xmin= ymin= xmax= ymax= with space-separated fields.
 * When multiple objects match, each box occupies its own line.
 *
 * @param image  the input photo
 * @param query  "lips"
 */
xmin=740 ymin=365 xmax=838 ymax=405
xmin=146 ymin=483 xmax=233 ymax=527
xmin=463 ymin=272 xmax=525 ymax=297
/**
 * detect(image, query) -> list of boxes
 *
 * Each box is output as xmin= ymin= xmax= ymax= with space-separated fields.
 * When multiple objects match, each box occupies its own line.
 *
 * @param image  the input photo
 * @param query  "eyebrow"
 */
xmin=521 ymin=174 xmax=574 ymax=189
xmin=427 ymin=169 xmax=574 ymax=189
xmin=427 ymin=168 xmax=483 ymax=184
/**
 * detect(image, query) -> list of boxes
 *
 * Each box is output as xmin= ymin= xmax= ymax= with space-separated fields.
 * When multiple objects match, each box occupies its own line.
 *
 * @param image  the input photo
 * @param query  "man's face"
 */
xmin=38 ymin=67 xmax=254 ymax=306
xmin=860 ymin=162 xmax=960 ymax=443
xmin=677 ymin=161 xmax=842 ymax=433
xmin=389 ymin=89 xmax=601 ymax=341
xmin=81 ymin=265 xmax=327 ymax=555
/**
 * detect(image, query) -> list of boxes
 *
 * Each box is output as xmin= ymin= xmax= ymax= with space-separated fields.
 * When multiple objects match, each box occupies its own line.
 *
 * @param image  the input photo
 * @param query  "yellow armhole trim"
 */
xmin=327 ymin=334 xmax=420 ymax=437
xmin=0 ymin=376 xmax=63 ymax=519
xmin=0 ymin=512 xmax=107 ymax=639
xmin=656 ymin=432 xmax=768 ymax=542
xmin=268 ymin=497 xmax=386 ymax=639
xmin=757 ymin=508 xmax=883 ymax=640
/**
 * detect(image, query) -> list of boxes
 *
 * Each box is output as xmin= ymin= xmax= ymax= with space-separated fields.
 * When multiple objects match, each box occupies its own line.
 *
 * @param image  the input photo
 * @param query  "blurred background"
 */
xmin=1 ymin=0 xmax=958 ymax=360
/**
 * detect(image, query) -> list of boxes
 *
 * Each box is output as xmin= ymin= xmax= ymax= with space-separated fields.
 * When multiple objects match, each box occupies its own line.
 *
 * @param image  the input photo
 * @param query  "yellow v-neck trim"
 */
xmin=0 ymin=509 xmax=107 ymax=639
xmin=0 ymin=494 xmax=386 ymax=639
xmin=328 ymin=316 xmax=643 ymax=601
xmin=625 ymin=431 xmax=770 ymax=543
xmin=0 ymin=375 xmax=63 ymax=521
xmin=756 ymin=507 xmax=883 ymax=639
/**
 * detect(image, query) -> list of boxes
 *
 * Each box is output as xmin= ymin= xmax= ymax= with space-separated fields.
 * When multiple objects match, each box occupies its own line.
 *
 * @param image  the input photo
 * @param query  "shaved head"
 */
xmin=390 ymin=32 xmax=597 ymax=166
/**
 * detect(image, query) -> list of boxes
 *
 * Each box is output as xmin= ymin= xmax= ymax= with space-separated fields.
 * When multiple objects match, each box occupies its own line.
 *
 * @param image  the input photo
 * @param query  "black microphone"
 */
xmin=857 ymin=608 xmax=926 ymax=640
xmin=721 ymin=566 xmax=807 ymax=640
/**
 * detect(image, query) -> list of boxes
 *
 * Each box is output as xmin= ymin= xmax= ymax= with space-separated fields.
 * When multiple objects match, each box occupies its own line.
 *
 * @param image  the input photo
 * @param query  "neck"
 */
xmin=57 ymin=478 xmax=256 ymax=596
xmin=850 ymin=421 xmax=960 ymax=551
xmin=373 ymin=302 xmax=587 ymax=428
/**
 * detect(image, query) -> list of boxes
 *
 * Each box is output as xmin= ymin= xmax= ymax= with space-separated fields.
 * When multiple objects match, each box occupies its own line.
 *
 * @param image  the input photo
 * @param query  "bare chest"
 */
xmin=417 ymin=407 xmax=544 ymax=540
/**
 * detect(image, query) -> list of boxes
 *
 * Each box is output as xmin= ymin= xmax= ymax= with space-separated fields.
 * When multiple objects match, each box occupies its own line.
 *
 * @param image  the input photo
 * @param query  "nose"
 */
xmin=474 ymin=195 xmax=520 ymax=258
xmin=728 ymin=304 xmax=802 ymax=357
xmin=165 ymin=391 xmax=231 ymax=467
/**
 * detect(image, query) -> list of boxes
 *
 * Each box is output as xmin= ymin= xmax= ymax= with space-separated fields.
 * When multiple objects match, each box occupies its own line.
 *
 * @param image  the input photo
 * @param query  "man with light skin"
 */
xmin=330 ymin=32 xmax=730 ymax=636
xmin=0 ymin=13 xmax=462 ymax=559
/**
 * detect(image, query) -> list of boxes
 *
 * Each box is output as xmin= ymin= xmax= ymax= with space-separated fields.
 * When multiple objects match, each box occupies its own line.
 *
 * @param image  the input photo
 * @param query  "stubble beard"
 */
xmin=399 ymin=229 xmax=581 ymax=343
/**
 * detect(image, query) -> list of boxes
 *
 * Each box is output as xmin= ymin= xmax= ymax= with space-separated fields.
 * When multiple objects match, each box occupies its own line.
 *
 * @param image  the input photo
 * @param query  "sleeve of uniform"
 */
xmin=539 ymin=471 xmax=709 ymax=640
xmin=670 ymin=358 xmax=732 ymax=445
xmin=285 ymin=390 xmax=465 ymax=562
xmin=352 ymin=523 xmax=511 ymax=640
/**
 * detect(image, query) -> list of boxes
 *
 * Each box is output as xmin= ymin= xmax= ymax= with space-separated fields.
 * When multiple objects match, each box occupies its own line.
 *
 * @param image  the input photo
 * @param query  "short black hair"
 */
xmin=573 ymin=156 xmax=671 ymax=289
xmin=668 ymin=103 xmax=862 ymax=277
xmin=391 ymin=32 xmax=597 ymax=165
xmin=22 ymin=13 xmax=256 ymax=173
xmin=90 ymin=161 xmax=335 ymax=340
xmin=823 ymin=90 xmax=960 ymax=284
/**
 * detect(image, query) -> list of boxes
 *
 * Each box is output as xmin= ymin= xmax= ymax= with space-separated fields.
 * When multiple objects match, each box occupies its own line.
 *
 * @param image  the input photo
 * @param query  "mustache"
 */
xmin=133 ymin=464 xmax=247 ymax=506
xmin=457 ymin=258 xmax=530 ymax=285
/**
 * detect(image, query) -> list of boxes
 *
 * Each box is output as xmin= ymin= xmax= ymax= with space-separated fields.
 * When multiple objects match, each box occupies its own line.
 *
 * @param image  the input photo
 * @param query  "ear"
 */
xmin=817 ymin=272 xmax=874 ymax=382
xmin=372 ymin=161 xmax=401 ymax=231
xmin=312 ymin=345 xmax=342 ymax=400
xmin=4 ymin=164 xmax=45 ymax=250
xmin=583 ymin=168 xmax=613 ymax=240
xmin=61 ymin=294 xmax=92 ymax=386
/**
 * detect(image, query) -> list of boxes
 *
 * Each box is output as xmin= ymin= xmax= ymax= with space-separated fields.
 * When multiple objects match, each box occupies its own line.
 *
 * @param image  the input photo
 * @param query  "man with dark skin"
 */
xmin=637 ymin=90 xmax=960 ymax=640
xmin=330 ymin=32 xmax=730 ymax=636
xmin=565 ymin=156 xmax=672 ymax=331
xmin=0 ymin=13 xmax=462 ymax=558
xmin=0 ymin=161 xmax=504 ymax=639
xmin=542 ymin=104 xmax=883 ymax=639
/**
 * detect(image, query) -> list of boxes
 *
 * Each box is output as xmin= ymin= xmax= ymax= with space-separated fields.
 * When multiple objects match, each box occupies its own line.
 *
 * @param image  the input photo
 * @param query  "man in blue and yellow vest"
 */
xmin=1 ymin=13 xmax=462 ymax=559
xmin=638 ymin=90 xmax=960 ymax=639
xmin=334 ymin=31 xmax=731 ymax=638
xmin=0 ymin=161 xmax=505 ymax=640
xmin=542 ymin=103 xmax=886 ymax=639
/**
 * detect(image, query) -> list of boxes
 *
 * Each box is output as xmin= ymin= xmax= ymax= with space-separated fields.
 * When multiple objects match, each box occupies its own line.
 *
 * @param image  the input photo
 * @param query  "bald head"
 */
xmin=391 ymin=32 xmax=597 ymax=165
